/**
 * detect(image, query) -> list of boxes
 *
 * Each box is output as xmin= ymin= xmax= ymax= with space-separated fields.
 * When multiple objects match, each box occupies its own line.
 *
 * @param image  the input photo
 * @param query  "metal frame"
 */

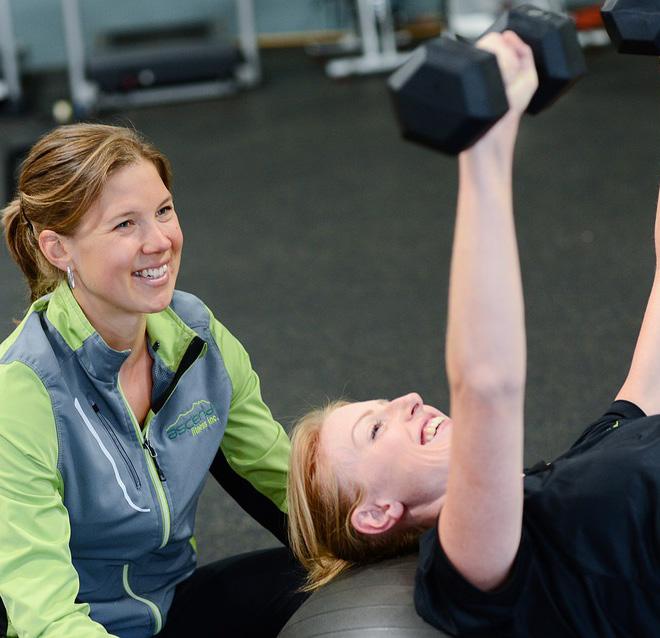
xmin=325 ymin=0 xmax=411 ymax=78
xmin=0 ymin=0 xmax=21 ymax=105
xmin=61 ymin=0 xmax=261 ymax=115
xmin=445 ymin=1 xmax=568 ymax=37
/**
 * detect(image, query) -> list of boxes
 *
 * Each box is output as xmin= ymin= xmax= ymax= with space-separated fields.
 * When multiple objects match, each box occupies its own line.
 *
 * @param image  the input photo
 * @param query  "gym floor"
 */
xmin=1 ymin=45 xmax=659 ymax=565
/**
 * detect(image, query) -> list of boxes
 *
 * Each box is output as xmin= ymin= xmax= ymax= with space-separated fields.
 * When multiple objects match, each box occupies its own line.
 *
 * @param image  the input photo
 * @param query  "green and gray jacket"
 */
xmin=0 ymin=282 xmax=290 ymax=637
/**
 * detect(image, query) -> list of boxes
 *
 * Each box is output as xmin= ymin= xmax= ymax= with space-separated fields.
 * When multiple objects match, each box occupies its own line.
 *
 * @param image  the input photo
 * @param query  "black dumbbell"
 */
xmin=601 ymin=0 xmax=660 ymax=55
xmin=388 ymin=5 xmax=587 ymax=155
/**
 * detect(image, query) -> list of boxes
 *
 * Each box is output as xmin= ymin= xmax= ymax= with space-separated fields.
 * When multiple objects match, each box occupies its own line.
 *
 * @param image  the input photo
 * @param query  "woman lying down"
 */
xmin=286 ymin=32 xmax=660 ymax=638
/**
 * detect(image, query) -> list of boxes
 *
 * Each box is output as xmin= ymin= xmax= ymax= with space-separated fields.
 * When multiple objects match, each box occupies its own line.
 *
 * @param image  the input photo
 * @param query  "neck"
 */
xmin=97 ymin=314 xmax=147 ymax=353
xmin=407 ymin=494 xmax=447 ymax=529
xmin=71 ymin=289 xmax=148 ymax=352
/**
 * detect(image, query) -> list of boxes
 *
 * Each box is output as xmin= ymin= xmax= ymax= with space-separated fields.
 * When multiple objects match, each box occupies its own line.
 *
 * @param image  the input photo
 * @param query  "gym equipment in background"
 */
xmin=388 ymin=5 xmax=586 ymax=155
xmin=319 ymin=0 xmax=413 ymax=78
xmin=279 ymin=554 xmax=449 ymax=637
xmin=443 ymin=0 xmax=567 ymax=39
xmin=0 ymin=0 xmax=21 ymax=111
xmin=60 ymin=0 xmax=261 ymax=117
xmin=601 ymin=0 xmax=660 ymax=55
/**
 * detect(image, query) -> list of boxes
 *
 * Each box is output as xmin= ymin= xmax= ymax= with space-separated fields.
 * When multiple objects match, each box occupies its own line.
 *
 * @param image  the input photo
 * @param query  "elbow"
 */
xmin=449 ymin=365 xmax=525 ymax=405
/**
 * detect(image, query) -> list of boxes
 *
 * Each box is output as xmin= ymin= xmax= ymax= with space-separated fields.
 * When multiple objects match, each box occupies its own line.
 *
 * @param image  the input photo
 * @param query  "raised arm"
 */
xmin=438 ymin=32 xmax=538 ymax=591
xmin=615 ymin=189 xmax=660 ymax=414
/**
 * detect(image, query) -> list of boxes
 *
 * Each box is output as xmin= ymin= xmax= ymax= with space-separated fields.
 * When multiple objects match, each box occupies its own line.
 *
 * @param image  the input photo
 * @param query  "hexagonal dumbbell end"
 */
xmin=387 ymin=36 xmax=509 ymax=155
xmin=496 ymin=5 xmax=587 ymax=114
xmin=601 ymin=0 xmax=660 ymax=55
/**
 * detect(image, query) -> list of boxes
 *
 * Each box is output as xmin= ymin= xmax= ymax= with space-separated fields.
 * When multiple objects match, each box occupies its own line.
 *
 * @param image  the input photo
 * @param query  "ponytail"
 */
xmin=1 ymin=197 xmax=59 ymax=302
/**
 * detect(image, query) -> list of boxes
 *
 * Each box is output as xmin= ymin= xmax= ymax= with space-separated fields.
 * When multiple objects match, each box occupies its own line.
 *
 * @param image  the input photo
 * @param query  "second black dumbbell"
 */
xmin=388 ymin=5 xmax=587 ymax=155
xmin=601 ymin=0 xmax=660 ymax=55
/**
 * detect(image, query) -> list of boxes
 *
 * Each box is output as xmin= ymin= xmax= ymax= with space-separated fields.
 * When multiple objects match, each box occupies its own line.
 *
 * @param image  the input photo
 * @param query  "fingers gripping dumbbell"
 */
xmin=601 ymin=0 xmax=660 ymax=55
xmin=388 ymin=5 xmax=587 ymax=155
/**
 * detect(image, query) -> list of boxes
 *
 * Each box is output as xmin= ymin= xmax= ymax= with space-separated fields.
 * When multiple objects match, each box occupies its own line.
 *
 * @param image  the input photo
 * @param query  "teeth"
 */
xmin=422 ymin=416 xmax=445 ymax=445
xmin=134 ymin=264 xmax=168 ymax=279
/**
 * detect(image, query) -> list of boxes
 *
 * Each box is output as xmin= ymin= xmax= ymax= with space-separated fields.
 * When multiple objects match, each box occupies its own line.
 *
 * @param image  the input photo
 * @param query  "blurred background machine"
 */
xmin=307 ymin=1 xmax=609 ymax=78
xmin=61 ymin=0 xmax=261 ymax=117
xmin=312 ymin=0 xmax=413 ymax=78
xmin=0 ymin=0 xmax=21 ymax=112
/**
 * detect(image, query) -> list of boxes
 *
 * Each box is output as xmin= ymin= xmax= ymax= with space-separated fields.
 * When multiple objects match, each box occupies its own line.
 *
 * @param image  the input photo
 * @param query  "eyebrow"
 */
xmin=107 ymin=195 xmax=172 ymax=223
xmin=350 ymin=399 xmax=388 ymax=447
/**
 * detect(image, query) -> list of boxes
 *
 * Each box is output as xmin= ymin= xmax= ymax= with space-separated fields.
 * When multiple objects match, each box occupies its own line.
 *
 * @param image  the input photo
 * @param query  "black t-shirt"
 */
xmin=415 ymin=400 xmax=660 ymax=637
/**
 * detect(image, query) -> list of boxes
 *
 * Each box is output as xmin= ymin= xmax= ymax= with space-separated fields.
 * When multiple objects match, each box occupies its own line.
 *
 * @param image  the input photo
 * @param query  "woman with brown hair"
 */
xmin=0 ymin=123 xmax=306 ymax=637
xmin=287 ymin=32 xmax=660 ymax=637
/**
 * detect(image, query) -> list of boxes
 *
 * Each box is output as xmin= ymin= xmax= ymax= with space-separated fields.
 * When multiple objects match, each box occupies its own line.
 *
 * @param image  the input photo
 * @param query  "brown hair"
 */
xmin=288 ymin=401 xmax=426 ymax=592
xmin=1 ymin=123 xmax=172 ymax=302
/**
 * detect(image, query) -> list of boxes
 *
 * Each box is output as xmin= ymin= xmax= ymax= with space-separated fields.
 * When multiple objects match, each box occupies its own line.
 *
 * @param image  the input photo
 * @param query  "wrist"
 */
xmin=459 ymin=141 xmax=514 ymax=183
xmin=461 ymin=112 xmax=520 ymax=163
xmin=458 ymin=143 xmax=515 ymax=208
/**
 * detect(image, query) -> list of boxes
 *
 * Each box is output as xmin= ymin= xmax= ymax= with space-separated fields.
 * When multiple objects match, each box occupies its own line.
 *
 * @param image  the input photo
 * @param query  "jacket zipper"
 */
xmin=142 ymin=338 xmax=206 ymax=483
xmin=119 ymin=384 xmax=172 ymax=550
xmin=91 ymin=402 xmax=142 ymax=490
xmin=118 ymin=336 xmax=206 ymax=549
xmin=142 ymin=437 xmax=166 ymax=482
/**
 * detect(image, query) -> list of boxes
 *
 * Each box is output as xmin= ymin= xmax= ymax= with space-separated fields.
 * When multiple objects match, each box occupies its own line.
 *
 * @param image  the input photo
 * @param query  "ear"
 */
xmin=38 ymin=230 xmax=72 ymax=272
xmin=350 ymin=499 xmax=404 ymax=536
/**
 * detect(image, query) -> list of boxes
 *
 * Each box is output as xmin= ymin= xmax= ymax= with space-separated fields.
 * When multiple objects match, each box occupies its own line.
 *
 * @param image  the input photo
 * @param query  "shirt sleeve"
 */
xmin=208 ymin=316 xmax=290 ymax=514
xmin=414 ymin=525 xmax=533 ymax=636
xmin=0 ymin=361 xmax=115 ymax=637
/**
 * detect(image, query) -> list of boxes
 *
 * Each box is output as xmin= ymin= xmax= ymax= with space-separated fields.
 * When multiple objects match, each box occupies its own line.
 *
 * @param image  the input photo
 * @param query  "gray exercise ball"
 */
xmin=279 ymin=554 xmax=449 ymax=637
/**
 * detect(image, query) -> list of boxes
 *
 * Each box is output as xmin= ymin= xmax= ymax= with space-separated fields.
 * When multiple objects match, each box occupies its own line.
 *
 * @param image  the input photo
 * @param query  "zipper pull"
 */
xmin=143 ymin=439 xmax=166 ymax=482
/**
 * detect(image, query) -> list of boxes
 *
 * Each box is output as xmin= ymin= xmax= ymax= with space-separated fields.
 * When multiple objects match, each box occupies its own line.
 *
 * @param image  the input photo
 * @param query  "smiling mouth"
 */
xmin=132 ymin=264 xmax=168 ymax=279
xmin=421 ymin=415 xmax=446 ymax=445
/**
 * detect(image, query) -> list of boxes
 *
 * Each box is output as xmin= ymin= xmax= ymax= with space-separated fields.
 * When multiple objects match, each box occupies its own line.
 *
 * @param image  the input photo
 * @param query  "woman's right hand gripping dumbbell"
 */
xmin=469 ymin=31 xmax=539 ymax=154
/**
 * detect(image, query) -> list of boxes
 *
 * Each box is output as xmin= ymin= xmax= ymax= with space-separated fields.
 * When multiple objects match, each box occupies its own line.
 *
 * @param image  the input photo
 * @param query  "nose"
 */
xmin=390 ymin=392 xmax=423 ymax=420
xmin=142 ymin=221 xmax=172 ymax=254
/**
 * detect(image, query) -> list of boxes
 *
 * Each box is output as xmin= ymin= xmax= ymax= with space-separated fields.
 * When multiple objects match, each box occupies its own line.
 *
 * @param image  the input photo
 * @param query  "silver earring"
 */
xmin=66 ymin=265 xmax=76 ymax=290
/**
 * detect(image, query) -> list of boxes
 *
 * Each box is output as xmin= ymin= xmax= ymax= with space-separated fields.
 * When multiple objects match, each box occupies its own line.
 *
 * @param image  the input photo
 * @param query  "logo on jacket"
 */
xmin=166 ymin=400 xmax=219 ymax=440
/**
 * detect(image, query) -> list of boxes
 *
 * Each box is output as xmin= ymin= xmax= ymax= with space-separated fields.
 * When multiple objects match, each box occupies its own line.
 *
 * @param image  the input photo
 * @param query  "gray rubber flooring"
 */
xmin=1 ymin=45 xmax=659 ymax=565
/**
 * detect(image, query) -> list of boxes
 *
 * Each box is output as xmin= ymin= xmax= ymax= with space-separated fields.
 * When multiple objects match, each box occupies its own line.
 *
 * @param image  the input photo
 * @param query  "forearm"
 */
xmin=445 ymin=28 xmax=537 ymax=392
xmin=613 ymin=188 xmax=660 ymax=414
xmin=446 ymin=130 xmax=526 ymax=393
xmin=654 ymin=189 xmax=660 ymax=269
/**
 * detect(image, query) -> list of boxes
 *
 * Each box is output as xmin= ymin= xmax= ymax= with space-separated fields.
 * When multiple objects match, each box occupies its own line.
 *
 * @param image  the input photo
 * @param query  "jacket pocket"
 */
xmin=91 ymin=402 xmax=142 ymax=490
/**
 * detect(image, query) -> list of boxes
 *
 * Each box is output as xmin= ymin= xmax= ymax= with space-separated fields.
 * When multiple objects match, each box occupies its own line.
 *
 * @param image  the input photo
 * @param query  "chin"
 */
xmin=136 ymin=289 xmax=175 ymax=314
xmin=148 ymin=295 xmax=174 ymax=313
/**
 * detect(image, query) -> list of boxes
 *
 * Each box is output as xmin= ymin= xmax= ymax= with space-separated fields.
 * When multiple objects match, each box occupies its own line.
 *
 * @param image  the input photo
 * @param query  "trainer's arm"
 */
xmin=615 ymin=189 xmax=660 ymax=414
xmin=439 ymin=32 xmax=537 ymax=591
xmin=207 ymin=312 xmax=290 ymax=545
xmin=0 ymin=363 xmax=115 ymax=637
